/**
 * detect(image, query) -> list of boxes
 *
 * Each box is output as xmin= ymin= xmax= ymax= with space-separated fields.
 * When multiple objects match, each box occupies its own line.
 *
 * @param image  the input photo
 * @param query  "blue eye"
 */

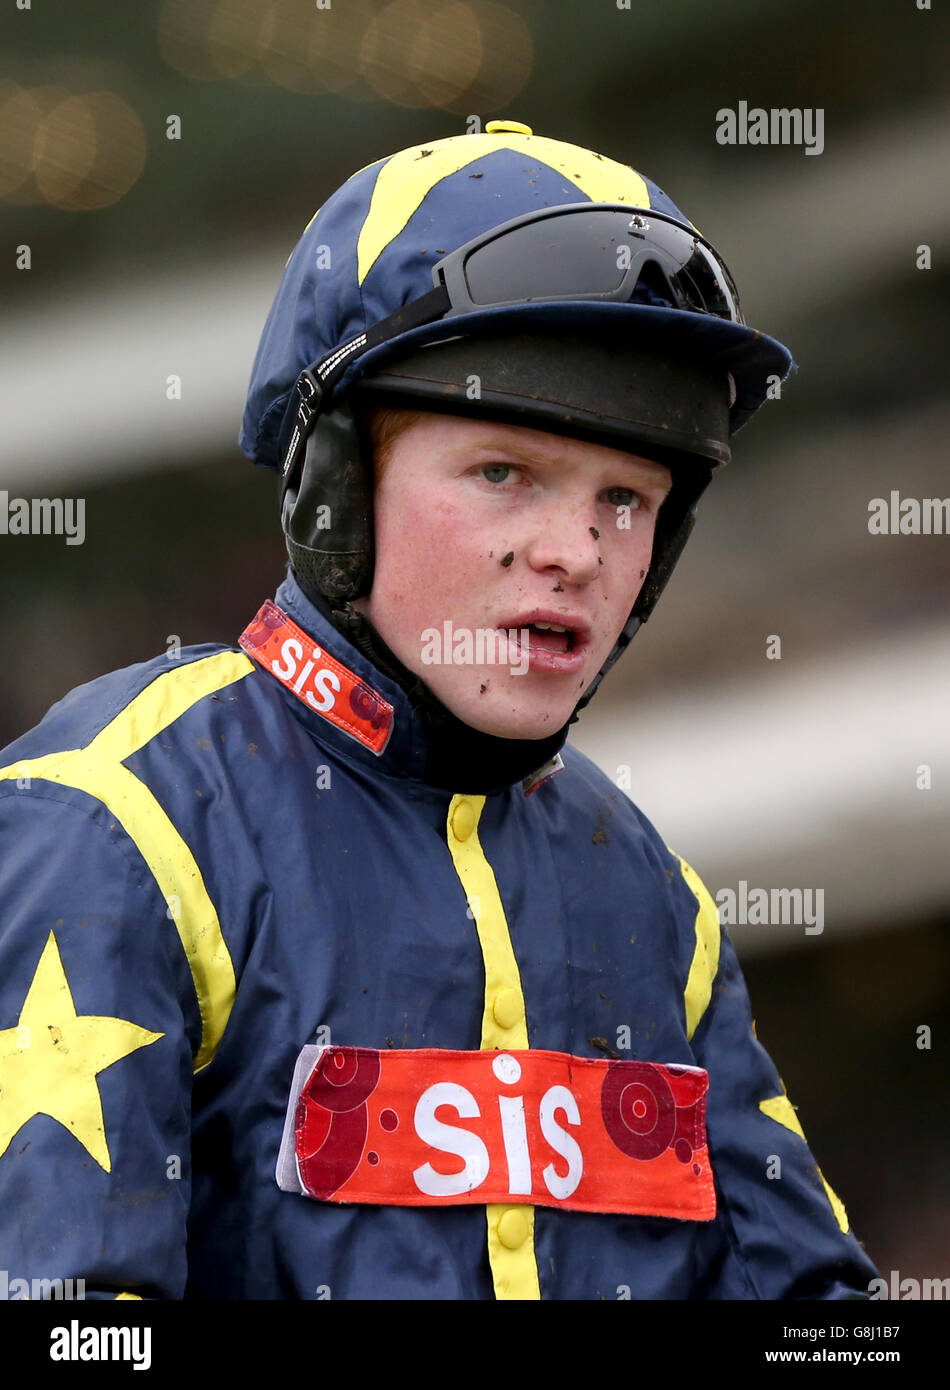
xmin=606 ymin=488 xmax=641 ymax=508
xmin=481 ymin=465 xmax=513 ymax=484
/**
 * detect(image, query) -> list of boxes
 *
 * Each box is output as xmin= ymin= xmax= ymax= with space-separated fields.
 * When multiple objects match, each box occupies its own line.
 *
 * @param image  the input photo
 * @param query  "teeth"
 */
xmin=532 ymin=622 xmax=568 ymax=632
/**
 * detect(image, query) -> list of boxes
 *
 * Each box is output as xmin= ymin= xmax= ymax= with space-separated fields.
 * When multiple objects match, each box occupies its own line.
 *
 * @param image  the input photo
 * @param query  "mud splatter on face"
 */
xmin=589 ymin=526 xmax=600 ymax=540
xmin=500 ymin=551 xmax=514 ymax=567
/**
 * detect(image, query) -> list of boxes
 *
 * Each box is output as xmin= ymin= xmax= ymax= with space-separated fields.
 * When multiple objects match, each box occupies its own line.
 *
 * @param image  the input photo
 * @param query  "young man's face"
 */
xmin=350 ymin=410 xmax=672 ymax=739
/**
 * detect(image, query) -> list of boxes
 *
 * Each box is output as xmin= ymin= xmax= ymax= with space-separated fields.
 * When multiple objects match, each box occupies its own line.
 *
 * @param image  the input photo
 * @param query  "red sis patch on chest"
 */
xmin=276 ymin=1044 xmax=716 ymax=1221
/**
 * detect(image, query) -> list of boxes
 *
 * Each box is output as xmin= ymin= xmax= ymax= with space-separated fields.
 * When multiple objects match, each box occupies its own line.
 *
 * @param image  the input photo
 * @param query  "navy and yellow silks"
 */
xmin=0 ymin=571 xmax=877 ymax=1298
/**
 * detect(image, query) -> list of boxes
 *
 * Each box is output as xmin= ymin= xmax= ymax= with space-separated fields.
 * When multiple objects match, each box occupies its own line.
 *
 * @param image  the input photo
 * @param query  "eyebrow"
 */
xmin=465 ymin=433 xmax=672 ymax=486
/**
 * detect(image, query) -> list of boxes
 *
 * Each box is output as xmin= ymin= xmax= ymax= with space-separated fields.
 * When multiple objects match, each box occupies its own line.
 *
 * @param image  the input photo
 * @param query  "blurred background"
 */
xmin=2 ymin=0 xmax=948 ymax=1287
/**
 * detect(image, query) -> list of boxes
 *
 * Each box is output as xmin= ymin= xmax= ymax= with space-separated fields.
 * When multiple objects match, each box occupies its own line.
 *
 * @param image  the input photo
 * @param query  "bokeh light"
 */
xmin=460 ymin=2 xmax=533 ymax=112
xmin=0 ymin=83 xmax=67 ymax=203
xmin=154 ymin=0 xmax=532 ymax=110
xmin=208 ymin=0 xmax=269 ymax=78
xmin=260 ymin=0 xmax=375 ymax=95
xmin=158 ymin=0 xmax=266 ymax=82
xmin=360 ymin=0 xmax=483 ymax=109
xmin=32 ymin=91 xmax=146 ymax=211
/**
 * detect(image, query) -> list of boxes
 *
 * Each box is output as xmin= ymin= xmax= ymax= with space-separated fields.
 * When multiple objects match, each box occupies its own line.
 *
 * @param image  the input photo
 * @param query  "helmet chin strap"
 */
xmin=568 ymin=613 xmax=642 ymax=722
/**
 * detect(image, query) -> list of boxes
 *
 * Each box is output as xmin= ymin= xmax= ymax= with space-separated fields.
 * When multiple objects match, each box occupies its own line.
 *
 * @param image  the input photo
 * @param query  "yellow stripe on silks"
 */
xmin=759 ymin=1093 xmax=850 ymax=1234
xmin=0 ymin=651 xmax=254 ymax=1072
xmin=677 ymin=857 xmax=722 ymax=1042
xmin=115 ymin=1292 xmax=142 ymax=1300
xmin=445 ymin=793 xmax=540 ymax=1302
xmin=357 ymin=134 xmax=651 ymax=285
xmin=760 ymin=1092 xmax=806 ymax=1143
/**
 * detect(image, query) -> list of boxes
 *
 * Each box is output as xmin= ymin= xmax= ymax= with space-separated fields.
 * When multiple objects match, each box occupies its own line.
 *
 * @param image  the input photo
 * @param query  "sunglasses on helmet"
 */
xmin=282 ymin=203 xmax=743 ymax=480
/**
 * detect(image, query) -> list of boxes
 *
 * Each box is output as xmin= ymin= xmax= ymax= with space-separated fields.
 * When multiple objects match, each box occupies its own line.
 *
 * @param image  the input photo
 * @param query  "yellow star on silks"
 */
xmin=0 ymin=932 xmax=163 ymax=1172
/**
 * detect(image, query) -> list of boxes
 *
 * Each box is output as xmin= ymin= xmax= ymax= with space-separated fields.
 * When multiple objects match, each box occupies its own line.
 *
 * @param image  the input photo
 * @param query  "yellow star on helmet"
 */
xmin=0 ymin=932 xmax=163 ymax=1172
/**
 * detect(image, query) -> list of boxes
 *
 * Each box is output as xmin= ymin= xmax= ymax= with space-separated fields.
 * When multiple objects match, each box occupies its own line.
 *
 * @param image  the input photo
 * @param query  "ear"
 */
xmin=281 ymin=401 xmax=375 ymax=602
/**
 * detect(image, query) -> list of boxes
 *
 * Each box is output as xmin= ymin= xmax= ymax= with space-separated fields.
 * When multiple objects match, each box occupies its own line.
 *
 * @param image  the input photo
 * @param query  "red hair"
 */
xmin=361 ymin=406 xmax=429 ymax=483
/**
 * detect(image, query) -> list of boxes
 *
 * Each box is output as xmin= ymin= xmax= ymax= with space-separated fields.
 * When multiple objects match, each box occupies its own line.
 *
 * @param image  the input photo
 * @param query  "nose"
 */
xmin=521 ymin=494 xmax=603 ymax=585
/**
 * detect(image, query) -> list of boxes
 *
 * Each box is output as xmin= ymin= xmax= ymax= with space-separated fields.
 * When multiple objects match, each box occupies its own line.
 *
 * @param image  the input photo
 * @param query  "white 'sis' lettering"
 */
xmin=271 ymin=638 xmax=339 ymax=712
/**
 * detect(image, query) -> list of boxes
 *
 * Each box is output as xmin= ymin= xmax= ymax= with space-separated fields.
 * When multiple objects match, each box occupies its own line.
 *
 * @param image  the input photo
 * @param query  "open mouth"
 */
xmin=520 ymin=622 xmax=575 ymax=654
xmin=493 ymin=612 xmax=590 ymax=667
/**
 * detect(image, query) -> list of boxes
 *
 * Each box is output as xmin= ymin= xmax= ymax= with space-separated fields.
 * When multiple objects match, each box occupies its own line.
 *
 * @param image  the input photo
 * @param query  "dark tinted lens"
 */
xmin=669 ymin=249 xmax=742 ymax=321
xmin=448 ymin=205 xmax=742 ymax=322
xmin=463 ymin=209 xmax=633 ymax=303
xmin=630 ymin=217 xmax=742 ymax=321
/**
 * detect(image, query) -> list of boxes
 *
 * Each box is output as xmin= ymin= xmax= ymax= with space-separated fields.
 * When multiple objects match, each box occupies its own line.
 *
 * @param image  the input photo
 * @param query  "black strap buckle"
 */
xmin=280 ymin=370 xmax=324 ymax=480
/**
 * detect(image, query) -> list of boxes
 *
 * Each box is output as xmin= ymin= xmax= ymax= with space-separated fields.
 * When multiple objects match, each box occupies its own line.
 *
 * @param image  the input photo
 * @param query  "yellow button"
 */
xmin=485 ymin=120 xmax=533 ymax=136
xmin=450 ymin=798 xmax=477 ymax=842
xmin=497 ymin=1207 xmax=530 ymax=1250
xmin=492 ymin=988 xmax=522 ymax=1030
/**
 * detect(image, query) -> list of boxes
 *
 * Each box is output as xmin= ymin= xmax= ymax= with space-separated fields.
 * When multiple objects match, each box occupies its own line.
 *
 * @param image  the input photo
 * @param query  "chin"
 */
xmin=452 ymin=699 xmax=571 ymax=741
